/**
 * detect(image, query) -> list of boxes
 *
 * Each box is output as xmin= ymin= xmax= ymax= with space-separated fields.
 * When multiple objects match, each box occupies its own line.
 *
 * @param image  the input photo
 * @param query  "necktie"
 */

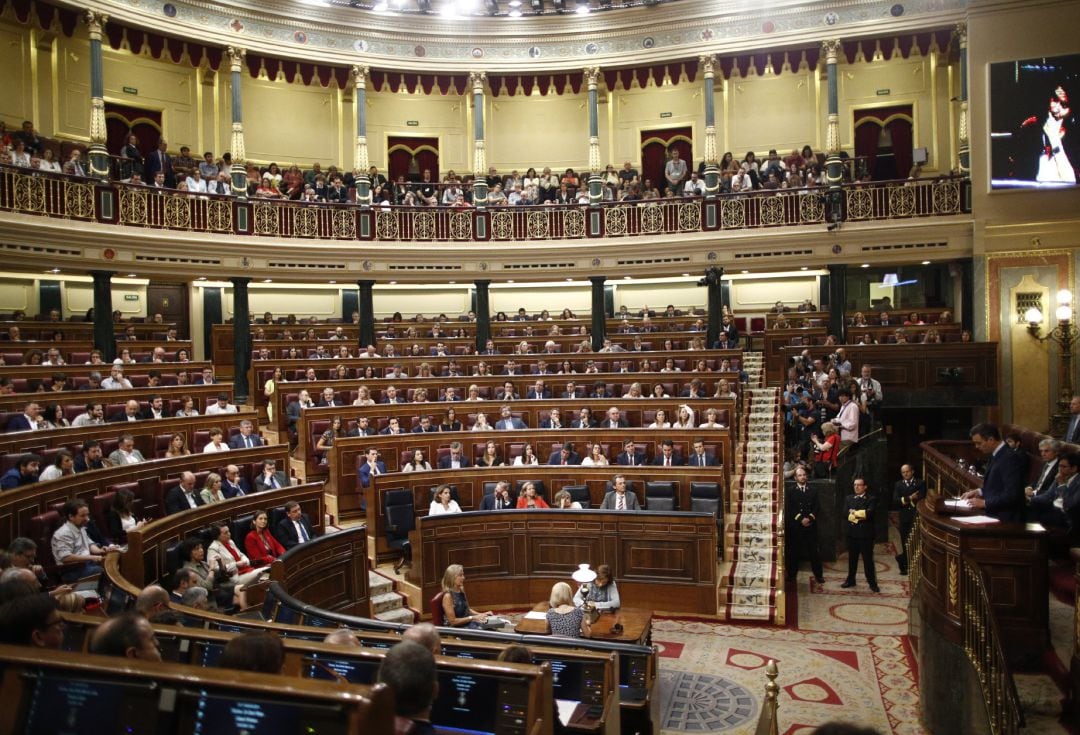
xmin=665 ymin=457 xmax=670 ymax=467
xmin=245 ymin=436 xmax=252 ymax=448
xmin=234 ymin=483 xmax=244 ymax=496
xmin=187 ymin=493 xmax=196 ymax=508
xmin=1070 ymin=416 xmax=1080 ymax=442
xmin=297 ymin=521 xmax=309 ymax=543
xmin=269 ymin=475 xmax=279 ymax=489
xmin=617 ymin=494 xmax=625 ymax=510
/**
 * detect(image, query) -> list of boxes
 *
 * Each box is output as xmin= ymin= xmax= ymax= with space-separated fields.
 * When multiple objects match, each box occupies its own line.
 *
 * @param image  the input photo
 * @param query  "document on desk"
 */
xmin=556 ymin=700 xmax=579 ymax=727
xmin=952 ymin=515 xmax=1001 ymax=524
xmin=943 ymin=498 xmax=971 ymax=509
xmin=524 ymin=611 xmax=548 ymax=620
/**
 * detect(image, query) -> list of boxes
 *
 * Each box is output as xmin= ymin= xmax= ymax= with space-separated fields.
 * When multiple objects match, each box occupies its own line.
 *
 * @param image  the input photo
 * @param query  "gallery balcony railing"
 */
xmin=0 ymin=164 xmax=969 ymax=244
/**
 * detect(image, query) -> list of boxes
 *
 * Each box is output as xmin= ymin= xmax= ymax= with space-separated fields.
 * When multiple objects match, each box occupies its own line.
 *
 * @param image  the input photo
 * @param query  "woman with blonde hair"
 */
xmin=546 ymin=582 xmax=589 ymax=637
xmin=200 ymin=473 xmax=226 ymax=504
xmin=673 ymin=404 xmax=696 ymax=429
xmin=441 ymin=563 xmax=492 ymax=628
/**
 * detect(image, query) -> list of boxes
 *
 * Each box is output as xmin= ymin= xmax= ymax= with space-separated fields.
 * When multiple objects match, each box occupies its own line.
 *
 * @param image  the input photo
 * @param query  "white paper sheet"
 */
xmin=943 ymin=498 xmax=971 ymax=508
xmin=524 ymin=611 xmax=548 ymax=620
xmin=952 ymin=515 xmax=1000 ymax=524
xmin=555 ymin=700 xmax=581 ymax=726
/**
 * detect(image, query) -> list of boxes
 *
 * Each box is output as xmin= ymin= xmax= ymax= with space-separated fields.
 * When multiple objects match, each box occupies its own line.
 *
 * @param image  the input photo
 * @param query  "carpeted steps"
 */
xmin=720 ymin=380 xmax=785 ymax=624
xmin=369 ymin=569 xmax=416 ymax=625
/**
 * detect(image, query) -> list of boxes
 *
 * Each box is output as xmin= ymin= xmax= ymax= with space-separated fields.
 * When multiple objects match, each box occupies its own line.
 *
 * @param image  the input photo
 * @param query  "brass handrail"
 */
xmin=962 ymin=559 xmax=1024 ymax=735
xmin=754 ymin=659 xmax=780 ymax=735
xmin=907 ymin=515 xmax=923 ymax=591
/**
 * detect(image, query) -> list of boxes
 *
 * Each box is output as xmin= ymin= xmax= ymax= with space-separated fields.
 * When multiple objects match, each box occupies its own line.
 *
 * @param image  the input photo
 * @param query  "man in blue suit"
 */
xmin=652 ymin=439 xmax=684 ymax=467
xmin=495 ymin=405 xmax=527 ymax=430
xmin=227 ymin=420 xmax=264 ymax=450
xmin=222 ymin=464 xmax=253 ymax=498
xmin=526 ymin=380 xmax=550 ymax=400
xmin=616 ymin=438 xmax=648 ymax=467
xmin=5 ymin=401 xmax=41 ymax=432
xmin=547 ymin=442 xmax=581 ymax=466
xmin=358 ymin=448 xmax=387 ymax=489
xmin=961 ymin=423 xmax=1026 ymax=522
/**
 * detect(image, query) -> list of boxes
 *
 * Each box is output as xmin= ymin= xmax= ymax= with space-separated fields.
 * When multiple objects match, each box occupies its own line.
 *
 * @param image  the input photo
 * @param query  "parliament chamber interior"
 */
xmin=0 ymin=0 xmax=1078 ymax=732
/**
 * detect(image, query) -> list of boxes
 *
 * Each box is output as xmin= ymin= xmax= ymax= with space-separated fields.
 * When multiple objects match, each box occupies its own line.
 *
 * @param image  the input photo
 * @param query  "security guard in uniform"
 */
xmin=892 ymin=463 xmax=926 ymax=575
xmin=842 ymin=477 xmax=879 ymax=592
xmin=785 ymin=465 xmax=824 ymax=584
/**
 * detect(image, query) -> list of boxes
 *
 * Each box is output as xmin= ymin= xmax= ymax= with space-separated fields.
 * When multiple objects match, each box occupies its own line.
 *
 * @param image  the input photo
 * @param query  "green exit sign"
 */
xmin=660 ymin=112 xmax=673 ymax=118
xmin=123 ymin=294 xmax=139 ymax=301
xmin=406 ymin=120 xmax=419 ymax=126
xmin=876 ymin=88 xmax=890 ymax=96
xmin=123 ymin=86 xmax=138 ymax=95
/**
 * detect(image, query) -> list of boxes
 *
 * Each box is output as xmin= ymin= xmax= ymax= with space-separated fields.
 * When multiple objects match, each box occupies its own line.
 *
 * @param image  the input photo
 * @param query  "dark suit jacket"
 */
xmin=317 ymin=399 xmax=343 ymax=408
xmin=539 ymin=419 xmax=563 ymax=429
xmin=615 ymin=451 xmax=648 ymax=466
xmin=981 ymin=445 xmax=1026 ymax=522
xmin=138 ymin=408 xmax=167 ymax=420
xmin=222 ymin=478 xmax=253 ymax=499
xmin=411 ymin=425 xmax=439 ymax=433
xmin=600 ymin=419 xmax=629 ymax=429
xmin=380 ymin=397 xmax=404 ymax=404
xmin=686 ymin=452 xmax=718 ymax=467
xmin=274 ymin=514 xmax=315 ymax=550
xmin=165 ymin=487 xmax=205 ymax=515
xmin=358 ymin=460 xmax=387 ymax=488
xmin=438 ymin=455 xmax=471 ymax=469
xmin=480 ymin=493 xmax=514 ymax=510
xmin=600 ymin=490 xmax=641 ymax=510
xmin=892 ymin=478 xmax=927 ymax=522
xmin=844 ymin=493 xmax=875 ymax=539
xmin=785 ymin=483 xmax=820 ymax=527
xmin=652 ymin=454 xmax=684 ymax=467
xmin=1031 ymin=459 xmax=1060 ymax=497
xmin=5 ymin=414 xmax=34 ymax=432
xmin=570 ymin=419 xmax=595 ymax=429
xmin=254 ymin=471 xmax=289 ymax=492
xmin=547 ymin=451 xmax=581 ymax=466
xmin=347 ymin=427 xmax=377 ymax=437
xmin=228 ymin=434 xmax=264 ymax=450
xmin=526 ymin=389 xmax=552 ymax=399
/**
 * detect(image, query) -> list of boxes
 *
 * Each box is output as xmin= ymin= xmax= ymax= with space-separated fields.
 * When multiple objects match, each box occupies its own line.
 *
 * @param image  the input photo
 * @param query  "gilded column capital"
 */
xmin=699 ymin=54 xmax=716 ymax=78
xmin=352 ymin=64 xmax=369 ymax=89
xmin=227 ymin=46 xmax=246 ymax=72
xmin=822 ymin=39 xmax=842 ymax=66
xmin=83 ymin=10 xmax=108 ymax=40
xmin=469 ymin=71 xmax=487 ymax=93
xmin=583 ymin=66 xmax=601 ymax=89
xmin=954 ymin=22 xmax=967 ymax=48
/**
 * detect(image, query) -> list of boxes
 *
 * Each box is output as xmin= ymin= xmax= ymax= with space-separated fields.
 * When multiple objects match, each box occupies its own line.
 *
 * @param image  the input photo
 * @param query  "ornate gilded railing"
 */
xmin=0 ymin=164 xmax=969 ymax=243
xmin=962 ymin=559 xmax=1024 ymax=735
xmin=754 ymin=659 xmax=780 ymax=735
xmin=908 ymin=515 xmax=923 ymax=591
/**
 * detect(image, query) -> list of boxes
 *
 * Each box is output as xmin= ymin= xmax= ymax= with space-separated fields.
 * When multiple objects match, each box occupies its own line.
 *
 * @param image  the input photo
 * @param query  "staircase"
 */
xmin=369 ymin=569 xmax=416 ymax=624
xmin=720 ymin=375 xmax=785 ymax=624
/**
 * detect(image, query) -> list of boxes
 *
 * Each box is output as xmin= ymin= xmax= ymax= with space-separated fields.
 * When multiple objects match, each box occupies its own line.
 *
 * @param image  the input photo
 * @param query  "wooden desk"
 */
xmin=516 ymin=602 xmax=652 ymax=645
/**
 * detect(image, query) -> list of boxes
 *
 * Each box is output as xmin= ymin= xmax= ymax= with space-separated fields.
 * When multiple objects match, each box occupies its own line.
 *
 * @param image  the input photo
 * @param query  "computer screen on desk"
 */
xmin=302 ymin=653 xmax=381 ymax=685
xmin=18 ymin=671 xmax=164 ymax=735
xmin=531 ymin=656 xmax=584 ymax=702
xmin=177 ymin=689 xmax=347 ymax=735
xmin=432 ymin=670 xmax=504 ymax=735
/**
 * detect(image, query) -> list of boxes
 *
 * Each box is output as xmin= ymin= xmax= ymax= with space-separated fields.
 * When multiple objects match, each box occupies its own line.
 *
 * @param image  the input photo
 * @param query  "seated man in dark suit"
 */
xmin=615 ymin=438 xmax=647 ymax=467
xmin=571 ymin=407 xmax=594 ymax=429
xmin=540 ymin=407 xmax=563 ymax=430
xmin=682 ymin=379 xmax=706 ymax=399
xmin=495 ymin=405 xmax=527 ymax=430
xmin=380 ymin=386 xmax=405 ymax=404
xmin=1028 ymin=451 xmax=1080 ymax=529
xmin=358 ymin=448 xmax=387 ymax=488
xmin=497 ymin=381 xmax=519 ymax=401
xmin=652 ymin=439 xmax=683 ymax=467
xmin=285 ymin=389 xmax=314 ymax=441
xmin=602 ymin=407 xmax=628 ymax=430
xmin=74 ymin=439 xmax=109 ymax=473
xmin=221 ymin=464 xmax=252 ymax=498
xmin=561 ymin=382 xmax=580 ymax=399
xmin=686 ymin=438 xmax=718 ymax=467
xmin=600 ymin=475 xmax=641 ymax=510
xmin=274 ymin=501 xmax=315 ymax=550
xmin=380 ymin=417 xmax=406 ymax=435
xmin=348 ymin=416 xmax=377 ymax=437
xmin=526 ymin=380 xmax=550 ymax=399
xmin=479 ymin=481 xmax=515 ymax=511
xmin=591 ymin=383 xmax=609 ymax=399
xmin=438 ymin=442 xmax=471 ymax=469
xmin=412 ymin=416 xmax=439 ymax=433
xmin=1025 ymin=439 xmax=1063 ymax=506
xmin=317 ymin=387 xmax=343 ymax=408
xmin=165 ymin=472 xmax=204 ymax=514
xmin=254 ymin=459 xmax=289 ymax=491
xmin=960 ymin=423 xmax=1026 ymax=522
xmin=548 ymin=442 xmax=581 ymax=466
xmin=227 ymin=420 xmax=264 ymax=450
xmin=6 ymin=400 xmax=41 ymax=432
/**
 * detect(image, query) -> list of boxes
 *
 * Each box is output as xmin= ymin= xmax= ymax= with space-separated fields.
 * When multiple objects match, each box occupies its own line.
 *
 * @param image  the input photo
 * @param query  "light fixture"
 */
xmin=197 ymin=276 xmax=207 ymax=281
xmin=389 ymin=280 xmax=397 ymax=284
xmin=860 ymin=263 xmax=870 ymax=268
xmin=508 ymin=7 xmax=522 ymax=14
xmin=623 ymin=275 xmax=632 ymax=280
xmin=126 ymin=273 xmax=138 ymax=278
xmin=1024 ymin=306 xmax=1044 ymax=326
xmin=529 ymin=0 xmax=542 ymax=10
xmin=575 ymin=0 xmax=590 ymax=13
xmin=1059 ymin=289 xmax=1073 ymax=306
xmin=800 ymin=266 xmax=808 ymax=271
xmin=1026 ymin=287 xmax=1078 ymax=435
xmin=921 ymin=260 xmax=931 ymax=265
xmin=417 ymin=0 xmax=432 ymax=11
xmin=449 ymin=281 xmax=456 ymax=284
xmin=741 ymin=270 xmax=749 ymax=274
xmin=47 ymin=268 xmax=61 ymax=274
xmin=565 ymin=277 xmax=573 ymax=282
xmin=681 ymin=273 xmax=690 ymax=277
xmin=263 ymin=278 xmax=273 ymax=283
xmin=328 ymin=280 xmax=337 ymax=284
xmin=507 ymin=279 xmax=515 ymax=283
xmin=373 ymin=0 xmax=388 ymax=10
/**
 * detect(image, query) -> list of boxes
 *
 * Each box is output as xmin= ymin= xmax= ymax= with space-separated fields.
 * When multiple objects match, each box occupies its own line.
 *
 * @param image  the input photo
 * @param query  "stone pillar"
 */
xmin=705 ymin=268 xmax=724 ymax=348
xmin=959 ymin=257 xmax=974 ymax=335
xmin=90 ymin=271 xmax=114 ymax=361
xmin=356 ymin=280 xmax=376 ymax=349
xmin=470 ymin=71 xmax=488 ymax=208
xmin=822 ymin=39 xmax=845 ymax=223
xmin=474 ymin=280 xmax=491 ymax=353
xmin=701 ymin=55 xmax=720 ymax=197
xmin=353 ymin=65 xmax=372 ymax=206
xmin=84 ymin=11 xmax=110 ymax=179
xmin=228 ymin=47 xmax=249 ymax=196
xmin=585 ymin=67 xmax=603 ymax=205
xmin=590 ymin=276 xmax=607 ymax=351
xmin=955 ymin=23 xmax=969 ymax=177
xmin=828 ymin=264 xmax=847 ymax=343
xmin=231 ymin=277 xmax=251 ymax=403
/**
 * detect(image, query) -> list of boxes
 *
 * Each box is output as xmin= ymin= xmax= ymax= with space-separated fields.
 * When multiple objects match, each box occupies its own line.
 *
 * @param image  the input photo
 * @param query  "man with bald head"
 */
xmin=403 ymin=623 xmax=443 ymax=656
xmin=90 ymin=612 xmax=162 ymax=662
xmin=165 ymin=471 xmax=204 ymax=514
xmin=892 ymin=464 xmax=926 ymax=575
xmin=111 ymin=399 xmax=142 ymax=423
xmin=323 ymin=628 xmax=362 ymax=647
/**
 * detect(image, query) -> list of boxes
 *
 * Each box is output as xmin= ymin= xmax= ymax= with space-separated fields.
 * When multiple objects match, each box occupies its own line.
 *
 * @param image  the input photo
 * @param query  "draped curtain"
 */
xmin=387 ymin=137 xmax=439 ymax=183
xmin=640 ymin=127 xmax=693 ymax=193
xmin=104 ymin=103 xmax=162 ymax=160
xmin=853 ymin=105 xmax=913 ymax=180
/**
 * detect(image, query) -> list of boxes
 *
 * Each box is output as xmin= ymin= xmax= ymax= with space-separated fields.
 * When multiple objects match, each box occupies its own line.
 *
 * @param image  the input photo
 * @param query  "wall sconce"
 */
xmin=1026 ymin=288 xmax=1078 ymax=434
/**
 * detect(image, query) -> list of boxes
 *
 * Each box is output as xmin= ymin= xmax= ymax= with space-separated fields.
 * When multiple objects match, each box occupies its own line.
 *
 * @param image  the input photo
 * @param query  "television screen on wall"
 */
xmin=990 ymin=53 xmax=1080 ymax=189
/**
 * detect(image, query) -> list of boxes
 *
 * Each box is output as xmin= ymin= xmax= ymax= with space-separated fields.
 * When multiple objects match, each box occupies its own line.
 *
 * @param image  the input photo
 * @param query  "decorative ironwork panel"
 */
xmin=14 ymin=175 xmax=45 ymax=213
xmin=889 ymin=186 xmax=915 ymax=217
xmin=375 ymin=210 xmax=399 ymax=240
xmin=64 ymin=182 xmax=95 ymax=219
xmin=413 ymin=211 xmax=436 ymax=240
xmin=932 ymin=181 xmax=960 ymax=214
xmin=564 ymin=208 xmax=585 ymax=238
xmin=721 ymin=198 xmax=745 ymax=229
xmin=605 ymin=206 xmax=627 ymax=236
xmin=253 ymin=202 xmax=280 ymax=235
xmin=527 ymin=210 xmax=550 ymax=239
xmin=1016 ymin=292 xmax=1042 ymax=325
xmin=450 ymin=211 xmax=473 ymax=241
xmin=639 ymin=203 xmax=663 ymax=234
xmin=760 ymin=196 xmax=786 ymax=226
xmin=491 ymin=211 xmax=514 ymax=240
xmin=164 ymin=195 xmax=191 ymax=229
xmin=294 ymin=207 xmax=319 ymax=238
xmin=206 ymin=200 xmax=233 ymax=232
xmin=798 ymin=193 xmax=824 ymax=223
xmin=846 ymin=188 xmax=873 ymax=220
xmin=678 ymin=202 xmax=701 ymax=231
xmin=332 ymin=209 xmax=355 ymax=239
xmin=119 ymin=188 xmax=147 ymax=225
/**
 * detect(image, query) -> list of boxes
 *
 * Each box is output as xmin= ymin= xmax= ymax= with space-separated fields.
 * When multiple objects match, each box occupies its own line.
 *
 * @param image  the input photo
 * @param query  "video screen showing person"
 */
xmin=431 ymin=670 xmax=502 ymax=735
xmin=302 ymin=653 xmax=380 ymax=685
xmin=990 ymin=53 xmax=1080 ymax=188
xmin=19 ymin=673 xmax=161 ymax=735
xmin=179 ymin=690 xmax=346 ymax=735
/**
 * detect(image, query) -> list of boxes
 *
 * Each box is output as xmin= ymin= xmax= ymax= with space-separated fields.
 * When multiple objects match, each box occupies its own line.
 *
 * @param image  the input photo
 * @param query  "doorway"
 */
xmin=387 ymin=136 xmax=440 ymax=183
xmin=105 ymin=102 xmax=162 ymax=174
xmin=146 ymin=283 xmax=190 ymax=339
xmin=853 ymin=105 xmax=913 ymax=181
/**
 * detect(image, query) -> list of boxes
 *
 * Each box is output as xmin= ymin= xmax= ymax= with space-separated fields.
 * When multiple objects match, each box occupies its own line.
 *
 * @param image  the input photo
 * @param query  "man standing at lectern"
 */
xmin=962 ymin=423 xmax=1026 ymax=522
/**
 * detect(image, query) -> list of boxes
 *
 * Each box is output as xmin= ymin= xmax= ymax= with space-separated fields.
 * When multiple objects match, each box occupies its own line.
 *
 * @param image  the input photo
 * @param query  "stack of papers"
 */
xmin=953 ymin=515 xmax=1000 ymax=524
xmin=524 ymin=611 xmax=548 ymax=620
